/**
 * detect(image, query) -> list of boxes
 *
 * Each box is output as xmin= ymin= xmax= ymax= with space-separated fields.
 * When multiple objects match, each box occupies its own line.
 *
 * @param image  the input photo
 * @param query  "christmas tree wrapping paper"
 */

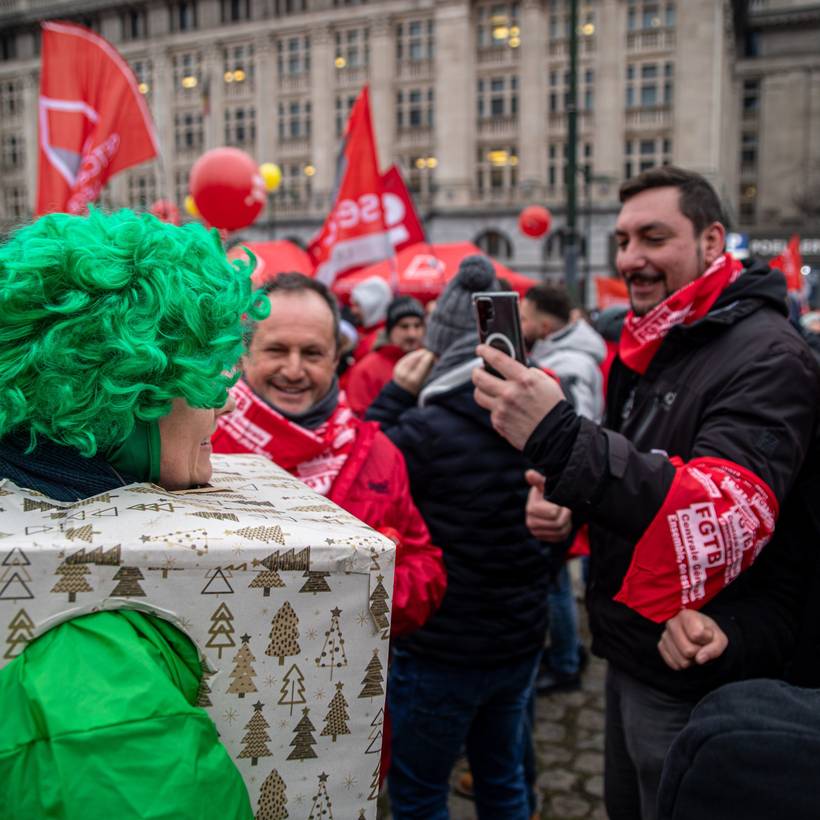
xmin=0 ymin=454 xmax=395 ymax=819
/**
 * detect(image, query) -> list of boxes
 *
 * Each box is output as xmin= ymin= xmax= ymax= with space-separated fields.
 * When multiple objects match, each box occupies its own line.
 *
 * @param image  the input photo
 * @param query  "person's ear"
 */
xmin=701 ymin=221 xmax=726 ymax=267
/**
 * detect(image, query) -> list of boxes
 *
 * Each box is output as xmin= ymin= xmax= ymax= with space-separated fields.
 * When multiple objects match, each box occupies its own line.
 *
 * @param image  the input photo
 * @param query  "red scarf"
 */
xmin=212 ymin=379 xmax=360 ymax=496
xmin=619 ymin=254 xmax=743 ymax=374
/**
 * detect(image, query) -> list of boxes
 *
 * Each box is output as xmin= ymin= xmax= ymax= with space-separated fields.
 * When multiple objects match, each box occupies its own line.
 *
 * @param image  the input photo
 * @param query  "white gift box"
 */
xmin=0 ymin=453 xmax=394 ymax=819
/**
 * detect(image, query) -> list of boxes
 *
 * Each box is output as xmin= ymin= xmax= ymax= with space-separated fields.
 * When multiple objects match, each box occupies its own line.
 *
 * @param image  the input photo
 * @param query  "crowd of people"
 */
xmin=1 ymin=164 xmax=820 ymax=820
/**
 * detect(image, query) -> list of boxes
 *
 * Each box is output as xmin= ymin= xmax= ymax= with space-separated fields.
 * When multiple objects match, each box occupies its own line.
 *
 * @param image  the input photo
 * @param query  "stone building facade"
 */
xmin=0 ymin=0 xmax=818 ymax=286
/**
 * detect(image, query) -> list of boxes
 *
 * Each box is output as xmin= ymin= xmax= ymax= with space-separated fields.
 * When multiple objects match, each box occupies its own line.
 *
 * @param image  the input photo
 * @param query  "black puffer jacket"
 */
xmin=526 ymin=261 xmax=820 ymax=700
xmin=367 ymin=361 xmax=553 ymax=668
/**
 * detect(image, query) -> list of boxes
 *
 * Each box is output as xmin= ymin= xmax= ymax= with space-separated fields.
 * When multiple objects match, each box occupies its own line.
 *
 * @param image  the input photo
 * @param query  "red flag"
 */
xmin=309 ymin=86 xmax=392 ymax=286
xmin=37 ymin=21 xmax=159 ymax=215
xmin=380 ymin=165 xmax=426 ymax=252
xmin=595 ymin=277 xmax=630 ymax=309
xmin=771 ymin=234 xmax=803 ymax=292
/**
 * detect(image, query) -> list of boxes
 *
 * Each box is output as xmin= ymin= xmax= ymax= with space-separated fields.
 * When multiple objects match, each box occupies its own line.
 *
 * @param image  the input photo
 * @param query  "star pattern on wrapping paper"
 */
xmin=223 ymin=707 xmax=238 ymax=724
xmin=356 ymin=609 xmax=369 ymax=627
xmin=307 ymin=627 xmax=318 ymax=641
xmin=315 ymin=688 xmax=325 ymax=701
xmin=295 ymin=794 xmax=306 ymax=805
xmin=343 ymin=774 xmax=357 ymax=790
xmin=264 ymin=674 xmax=276 ymax=688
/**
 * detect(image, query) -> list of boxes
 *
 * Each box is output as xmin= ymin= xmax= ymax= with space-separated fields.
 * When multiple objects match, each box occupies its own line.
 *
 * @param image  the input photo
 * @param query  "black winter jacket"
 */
xmin=367 ymin=365 xmax=553 ymax=668
xmin=526 ymin=261 xmax=820 ymax=700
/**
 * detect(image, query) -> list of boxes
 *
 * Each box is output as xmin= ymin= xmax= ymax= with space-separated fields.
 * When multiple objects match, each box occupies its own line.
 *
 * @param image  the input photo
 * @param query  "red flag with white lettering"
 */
xmin=37 ymin=21 xmax=159 ymax=215
xmin=309 ymin=86 xmax=392 ymax=286
xmin=381 ymin=164 xmax=426 ymax=252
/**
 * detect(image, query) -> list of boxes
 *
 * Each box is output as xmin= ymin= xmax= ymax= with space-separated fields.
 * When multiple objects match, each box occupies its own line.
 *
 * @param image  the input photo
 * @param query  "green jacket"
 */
xmin=0 ymin=609 xmax=252 ymax=820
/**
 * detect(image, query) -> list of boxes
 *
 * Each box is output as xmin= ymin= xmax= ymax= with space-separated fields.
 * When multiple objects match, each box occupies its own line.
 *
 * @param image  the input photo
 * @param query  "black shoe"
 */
xmin=535 ymin=668 xmax=581 ymax=696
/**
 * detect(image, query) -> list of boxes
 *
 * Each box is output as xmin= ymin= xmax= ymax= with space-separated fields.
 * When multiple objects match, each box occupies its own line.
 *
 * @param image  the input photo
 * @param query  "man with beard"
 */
xmin=472 ymin=166 xmax=819 ymax=820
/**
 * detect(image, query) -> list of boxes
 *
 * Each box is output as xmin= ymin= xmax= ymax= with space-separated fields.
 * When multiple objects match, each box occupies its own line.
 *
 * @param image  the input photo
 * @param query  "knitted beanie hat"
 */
xmin=351 ymin=276 xmax=393 ymax=328
xmin=386 ymin=296 xmax=425 ymax=334
xmin=425 ymin=255 xmax=498 ymax=356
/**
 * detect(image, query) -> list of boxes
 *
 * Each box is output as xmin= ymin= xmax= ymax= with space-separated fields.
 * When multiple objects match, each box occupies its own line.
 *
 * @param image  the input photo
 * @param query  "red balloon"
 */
xmin=189 ymin=147 xmax=266 ymax=231
xmin=519 ymin=205 xmax=551 ymax=238
xmin=148 ymin=198 xmax=181 ymax=226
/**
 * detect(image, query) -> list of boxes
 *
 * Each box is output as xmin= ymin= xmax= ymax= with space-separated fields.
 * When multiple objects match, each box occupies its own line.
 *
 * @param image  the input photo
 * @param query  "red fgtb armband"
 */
xmin=614 ymin=456 xmax=778 ymax=623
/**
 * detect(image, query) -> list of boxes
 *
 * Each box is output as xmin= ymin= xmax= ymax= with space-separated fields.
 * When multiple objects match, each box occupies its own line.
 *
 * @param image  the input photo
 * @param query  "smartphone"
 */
xmin=472 ymin=292 xmax=527 ymax=378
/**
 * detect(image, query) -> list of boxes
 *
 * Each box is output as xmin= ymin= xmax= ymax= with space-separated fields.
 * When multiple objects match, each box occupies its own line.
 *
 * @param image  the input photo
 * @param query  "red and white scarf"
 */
xmin=619 ymin=254 xmax=743 ymax=375
xmin=213 ymin=379 xmax=360 ymax=496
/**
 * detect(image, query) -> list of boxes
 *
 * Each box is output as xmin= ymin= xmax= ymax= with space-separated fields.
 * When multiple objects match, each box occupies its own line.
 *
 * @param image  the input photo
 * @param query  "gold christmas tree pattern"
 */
xmin=358 ymin=650 xmax=385 ymax=699
xmin=315 ymin=607 xmax=348 ymax=680
xmin=266 ymin=601 xmax=300 ymax=665
xmin=227 ymin=526 xmax=286 ymax=544
xmin=238 ymin=701 xmax=273 ymax=766
xmin=110 ymin=566 xmax=146 ymax=597
xmin=299 ymin=570 xmax=331 ymax=594
xmin=256 ymin=767 xmax=288 ymax=820
xmin=206 ymin=602 xmax=236 ymax=658
xmin=0 ymin=549 xmax=34 ymax=601
xmin=308 ymin=772 xmax=333 ymax=819
xmin=202 ymin=566 xmax=235 ymax=595
xmin=4 ymin=609 xmax=34 ymax=659
xmin=279 ymin=663 xmax=306 ymax=716
xmin=320 ymin=682 xmax=351 ymax=742
xmin=249 ymin=555 xmax=285 ymax=598
xmin=364 ymin=709 xmax=383 ymax=755
xmin=368 ymin=575 xmax=390 ymax=630
xmin=287 ymin=707 xmax=318 ymax=761
xmin=51 ymin=561 xmax=93 ymax=602
xmin=227 ymin=634 xmax=258 ymax=698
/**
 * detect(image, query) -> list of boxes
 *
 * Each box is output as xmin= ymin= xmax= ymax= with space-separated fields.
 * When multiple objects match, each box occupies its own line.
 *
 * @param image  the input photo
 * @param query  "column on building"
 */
xmin=22 ymin=70 xmax=39 ymax=214
xmin=433 ymin=0 xmax=475 ymax=208
xmin=255 ymin=32 xmax=277 ymax=164
xmin=204 ymin=40 xmax=225 ymax=149
xmin=310 ymin=25 xmax=336 ymax=202
xmin=591 ymin=0 xmax=625 ymax=198
xmin=519 ymin=0 xmax=548 ymax=200
xmin=369 ymin=16 xmax=395 ymax=167
xmin=150 ymin=45 xmax=175 ymax=201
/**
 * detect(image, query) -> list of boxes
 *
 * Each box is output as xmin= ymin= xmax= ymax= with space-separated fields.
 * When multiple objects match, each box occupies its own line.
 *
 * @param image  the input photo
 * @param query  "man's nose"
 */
xmin=617 ymin=240 xmax=645 ymax=274
xmin=281 ymin=350 xmax=304 ymax=378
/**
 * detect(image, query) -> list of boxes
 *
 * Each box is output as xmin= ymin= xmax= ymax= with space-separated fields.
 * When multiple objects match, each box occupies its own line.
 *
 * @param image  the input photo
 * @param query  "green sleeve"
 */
xmin=0 ymin=609 xmax=253 ymax=820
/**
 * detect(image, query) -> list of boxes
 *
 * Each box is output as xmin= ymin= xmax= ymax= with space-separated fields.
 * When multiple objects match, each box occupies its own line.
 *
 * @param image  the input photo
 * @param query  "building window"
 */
xmin=742 ymin=79 xmax=760 ymax=116
xmin=274 ymin=0 xmax=307 ymax=14
xmin=130 ymin=59 xmax=153 ymax=97
xmin=174 ymin=111 xmax=204 ymax=154
xmin=127 ymin=173 xmax=156 ymax=210
xmin=627 ymin=0 xmax=675 ymax=32
xmin=272 ymin=162 xmax=313 ymax=209
xmin=172 ymin=51 xmax=203 ymax=96
xmin=4 ymin=185 xmax=26 ymax=219
xmin=224 ymin=106 xmax=257 ymax=147
xmin=549 ymin=2 xmax=596 ymax=42
xmin=334 ymin=27 xmax=369 ymax=69
xmin=221 ymin=0 xmax=251 ymax=24
xmin=476 ymin=1 xmax=520 ymax=50
xmin=223 ymin=43 xmax=255 ymax=90
xmin=548 ymin=142 xmax=566 ymax=189
xmin=626 ymin=135 xmax=672 ymax=174
xmin=121 ymin=9 xmax=148 ymax=41
xmin=399 ymin=155 xmax=436 ymax=200
xmin=170 ymin=1 xmax=198 ymax=32
xmin=741 ymin=132 xmax=758 ymax=171
xmin=0 ymin=32 xmax=16 ymax=62
xmin=396 ymin=88 xmax=435 ymax=130
xmin=739 ymin=183 xmax=757 ymax=224
xmin=175 ymin=168 xmax=192 ymax=208
xmin=626 ymin=61 xmax=672 ymax=109
xmin=548 ymin=66 xmax=594 ymax=113
xmin=396 ymin=19 xmax=434 ymax=63
xmin=475 ymin=229 xmax=513 ymax=260
xmin=278 ymin=99 xmax=312 ymax=141
xmin=334 ymin=94 xmax=356 ymax=138
xmin=277 ymin=35 xmax=310 ymax=76
xmin=476 ymin=145 xmax=519 ymax=194
xmin=477 ymin=75 xmax=518 ymax=120
xmin=1 ymin=133 xmax=24 ymax=171
xmin=0 ymin=79 xmax=22 ymax=116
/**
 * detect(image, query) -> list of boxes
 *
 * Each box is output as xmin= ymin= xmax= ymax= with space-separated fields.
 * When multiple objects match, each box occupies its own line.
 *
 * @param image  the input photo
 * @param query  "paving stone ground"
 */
xmin=379 ymin=605 xmax=607 ymax=820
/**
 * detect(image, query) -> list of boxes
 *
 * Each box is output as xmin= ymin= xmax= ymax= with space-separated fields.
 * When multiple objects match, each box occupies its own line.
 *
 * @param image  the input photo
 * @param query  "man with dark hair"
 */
xmin=473 ymin=166 xmax=819 ymax=820
xmin=345 ymin=295 xmax=426 ymax=416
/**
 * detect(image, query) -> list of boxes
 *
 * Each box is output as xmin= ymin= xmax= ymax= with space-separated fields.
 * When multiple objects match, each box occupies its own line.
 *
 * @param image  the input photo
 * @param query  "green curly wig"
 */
xmin=0 ymin=208 xmax=269 ymax=456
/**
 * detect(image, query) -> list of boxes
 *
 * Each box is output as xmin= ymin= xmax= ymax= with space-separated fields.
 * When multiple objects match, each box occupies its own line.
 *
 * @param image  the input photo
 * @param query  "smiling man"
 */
xmin=212 ymin=272 xmax=445 ymax=640
xmin=472 ymin=166 xmax=820 ymax=820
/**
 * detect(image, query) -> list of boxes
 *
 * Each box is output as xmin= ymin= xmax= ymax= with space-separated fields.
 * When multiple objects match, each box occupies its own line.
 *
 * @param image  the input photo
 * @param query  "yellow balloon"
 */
xmin=259 ymin=162 xmax=282 ymax=192
xmin=184 ymin=194 xmax=199 ymax=217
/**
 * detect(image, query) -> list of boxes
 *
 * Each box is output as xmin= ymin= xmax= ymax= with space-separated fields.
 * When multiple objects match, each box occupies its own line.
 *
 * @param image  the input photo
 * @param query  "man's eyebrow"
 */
xmin=615 ymin=221 xmax=674 ymax=236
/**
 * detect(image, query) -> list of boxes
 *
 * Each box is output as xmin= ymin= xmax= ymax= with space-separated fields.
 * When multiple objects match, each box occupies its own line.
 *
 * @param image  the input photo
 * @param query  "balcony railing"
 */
xmin=396 ymin=59 xmax=433 ymax=80
xmin=395 ymin=126 xmax=434 ymax=148
xmin=626 ymin=28 xmax=676 ymax=52
xmin=625 ymin=105 xmax=671 ymax=128
xmin=278 ymin=73 xmax=309 ymax=93
xmin=334 ymin=65 xmax=368 ymax=89
xmin=477 ymin=114 xmax=518 ymax=138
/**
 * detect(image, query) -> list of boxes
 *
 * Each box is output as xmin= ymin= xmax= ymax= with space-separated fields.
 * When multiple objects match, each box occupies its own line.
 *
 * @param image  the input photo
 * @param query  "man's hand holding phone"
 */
xmin=472 ymin=345 xmax=565 ymax=451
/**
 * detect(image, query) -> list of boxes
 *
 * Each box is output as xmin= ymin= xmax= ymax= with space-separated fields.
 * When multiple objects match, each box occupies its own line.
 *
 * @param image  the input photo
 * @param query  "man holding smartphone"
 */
xmin=472 ymin=166 xmax=819 ymax=820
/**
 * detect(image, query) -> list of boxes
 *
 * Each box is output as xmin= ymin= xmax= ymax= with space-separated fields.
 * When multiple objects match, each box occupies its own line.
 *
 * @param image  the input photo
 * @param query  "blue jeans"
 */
xmin=547 ymin=563 xmax=581 ymax=677
xmin=388 ymin=648 xmax=540 ymax=820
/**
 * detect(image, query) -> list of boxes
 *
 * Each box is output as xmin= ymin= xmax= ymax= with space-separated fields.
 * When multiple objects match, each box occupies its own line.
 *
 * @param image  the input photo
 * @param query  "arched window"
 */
xmin=543 ymin=229 xmax=586 ymax=260
xmin=474 ymin=229 xmax=513 ymax=260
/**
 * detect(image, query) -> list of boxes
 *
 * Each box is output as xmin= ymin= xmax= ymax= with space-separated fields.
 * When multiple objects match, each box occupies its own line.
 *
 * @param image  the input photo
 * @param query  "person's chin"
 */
xmin=628 ymin=285 xmax=666 ymax=316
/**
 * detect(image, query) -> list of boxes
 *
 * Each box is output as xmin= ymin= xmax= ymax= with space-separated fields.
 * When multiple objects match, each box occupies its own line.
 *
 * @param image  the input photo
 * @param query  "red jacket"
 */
xmin=345 ymin=344 xmax=404 ymax=417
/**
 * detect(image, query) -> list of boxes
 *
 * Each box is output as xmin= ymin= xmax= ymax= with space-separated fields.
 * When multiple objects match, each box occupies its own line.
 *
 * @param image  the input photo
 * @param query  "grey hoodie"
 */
xmin=529 ymin=319 xmax=606 ymax=422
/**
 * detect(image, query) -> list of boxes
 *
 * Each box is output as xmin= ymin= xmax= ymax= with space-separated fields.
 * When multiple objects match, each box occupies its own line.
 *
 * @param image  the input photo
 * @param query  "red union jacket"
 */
xmin=212 ymin=381 xmax=446 ymax=639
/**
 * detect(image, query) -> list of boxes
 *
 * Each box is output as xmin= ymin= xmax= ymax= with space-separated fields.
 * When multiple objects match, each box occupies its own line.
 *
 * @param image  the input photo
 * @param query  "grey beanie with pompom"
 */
xmin=424 ymin=254 xmax=498 ymax=356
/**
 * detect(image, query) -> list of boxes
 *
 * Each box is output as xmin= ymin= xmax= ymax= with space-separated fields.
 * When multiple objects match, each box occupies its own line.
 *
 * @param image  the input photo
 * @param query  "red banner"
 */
xmin=309 ymin=86 xmax=393 ymax=286
xmin=380 ymin=165 xmax=426 ymax=253
xmin=770 ymin=234 xmax=803 ymax=293
xmin=37 ymin=21 xmax=159 ymax=215
xmin=595 ymin=277 xmax=630 ymax=309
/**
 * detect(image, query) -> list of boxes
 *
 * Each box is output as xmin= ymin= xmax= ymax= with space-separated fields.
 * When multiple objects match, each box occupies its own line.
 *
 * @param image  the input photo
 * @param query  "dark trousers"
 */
xmin=387 ymin=647 xmax=540 ymax=820
xmin=604 ymin=664 xmax=696 ymax=820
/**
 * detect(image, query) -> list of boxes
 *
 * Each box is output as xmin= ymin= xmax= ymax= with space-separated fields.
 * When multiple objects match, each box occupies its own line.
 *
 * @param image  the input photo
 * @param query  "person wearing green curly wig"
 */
xmin=0 ymin=208 xmax=269 ymax=820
